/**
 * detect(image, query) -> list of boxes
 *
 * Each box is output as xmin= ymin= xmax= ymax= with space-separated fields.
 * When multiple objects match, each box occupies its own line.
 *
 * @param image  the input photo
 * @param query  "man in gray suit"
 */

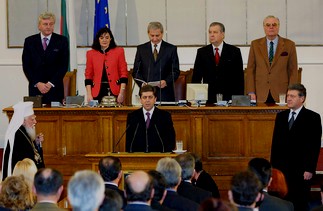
xmin=248 ymin=158 xmax=294 ymax=211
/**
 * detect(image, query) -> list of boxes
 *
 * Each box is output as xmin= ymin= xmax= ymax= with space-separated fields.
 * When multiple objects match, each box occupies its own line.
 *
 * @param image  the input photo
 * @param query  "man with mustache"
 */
xmin=1 ymin=101 xmax=45 ymax=180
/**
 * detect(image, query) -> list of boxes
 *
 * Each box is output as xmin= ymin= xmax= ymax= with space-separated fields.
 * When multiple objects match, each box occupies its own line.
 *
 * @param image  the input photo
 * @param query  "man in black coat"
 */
xmin=175 ymin=153 xmax=212 ymax=204
xmin=126 ymin=85 xmax=176 ymax=152
xmin=248 ymin=157 xmax=294 ymax=211
xmin=271 ymin=83 xmax=322 ymax=211
xmin=22 ymin=12 xmax=69 ymax=104
xmin=192 ymin=22 xmax=244 ymax=103
xmin=132 ymin=21 xmax=180 ymax=102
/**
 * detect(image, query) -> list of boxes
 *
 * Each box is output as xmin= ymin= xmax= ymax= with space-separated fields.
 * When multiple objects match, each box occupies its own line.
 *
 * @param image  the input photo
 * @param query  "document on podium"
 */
xmin=134 ymin=78 xmax=160 ymax=87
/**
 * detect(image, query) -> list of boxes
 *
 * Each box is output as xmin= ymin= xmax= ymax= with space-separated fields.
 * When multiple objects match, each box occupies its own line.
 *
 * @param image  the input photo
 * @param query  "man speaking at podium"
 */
xmin=126 ymin=85 xmax=175 ymax=152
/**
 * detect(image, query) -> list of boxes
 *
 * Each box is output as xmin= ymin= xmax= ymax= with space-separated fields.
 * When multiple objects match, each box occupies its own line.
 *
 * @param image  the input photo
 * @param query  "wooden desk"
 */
xmin=3 ymin=104 xmax=286 ymax=196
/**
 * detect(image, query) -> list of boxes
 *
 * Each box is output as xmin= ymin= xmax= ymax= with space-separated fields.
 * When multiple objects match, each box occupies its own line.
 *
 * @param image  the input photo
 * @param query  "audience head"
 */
xmin=0 ymin=175 xmax=34 ymax=210
xmin=208 ymin=22 xmax=225 ymax=46
xmin=263 ymin=15 xmax=280 ymax=40
xmin=248 ymin=157 xmax=272 ymax=189
xmin=190 ymin=153 xmax=203 ymax=173
xmin=38 ymin=12 xmax=55 ymax=36
xmin=139 ymin=85 xmax=157 ymax=111
xmin=124 ymin=170 xmax=154 ymax=203
xmin=33 ymin=168 xmax=63 ymax=199
xmin=13 ymin=158 xmax=37 ymax=190
xmin=267 ymin=168 xmax=288 ymax=198
xmin=98 ymin=156 xmax=122 ymax=182
xmin=199 ymin=198 xmax=237 ymax=211
xmin=68 ymin=170 xmax=105 ymax=211
xmin=99 ymin=189 xmax=123 ymax=211
xmin=148 ymin=170 xmax=167 ymax=203
xmin=147 ymin=22 xmax=164 ymax=45
xmin=92 ymin=26 xmax=117 ymax=51
xmin=156 ymin=157 xmax=182 ymax=188
xmin=229 ymin=171 xmax=261 ymax=208
xmin=174 ymin=153 xmax=195 ymax=180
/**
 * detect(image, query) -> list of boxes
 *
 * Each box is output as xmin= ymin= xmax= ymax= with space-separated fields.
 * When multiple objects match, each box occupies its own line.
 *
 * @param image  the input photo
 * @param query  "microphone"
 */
xmin=112 ymin=124 xmax=130 ymax=153
xmin=171 ymin=63 xmax=177 ymax=105
xmin=129 ymin=123 xmax=139 ymax=153
xmin=145 ymin=126 xmax=149 ymax=153
xmin=131 ymin=60 xmax=141 ymax=101
xmin=154 ymin=124 xmax=165 ymax=152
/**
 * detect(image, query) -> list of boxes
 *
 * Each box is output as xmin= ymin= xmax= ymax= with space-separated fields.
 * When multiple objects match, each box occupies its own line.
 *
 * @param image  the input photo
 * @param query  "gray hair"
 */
xmin=68 ymin=170 xmax=105 ymax=211
xmin=175 ymin=154 xmax=195 ymax=180
xmin=263 ymin=15 xmax=280 ymax=26
xmin=147 ymin=22 xmax=164 ymax=33
xmin=156 ymin=157 xmax=181 ymax=188
xmin=38 ymin=12 xmax=56 ymax=25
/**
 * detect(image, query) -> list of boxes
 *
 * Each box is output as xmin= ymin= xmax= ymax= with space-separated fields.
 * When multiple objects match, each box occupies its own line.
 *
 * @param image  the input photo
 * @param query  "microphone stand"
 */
xmin=154 ymin=124 xmax=165 ymax=152
xmin=129 ymin=123 xmax=139 ymax=153
xmin=112 ymin=125 xmax=130 ymax=153
xmin=159 ymin=59 xmax=162 ymax=106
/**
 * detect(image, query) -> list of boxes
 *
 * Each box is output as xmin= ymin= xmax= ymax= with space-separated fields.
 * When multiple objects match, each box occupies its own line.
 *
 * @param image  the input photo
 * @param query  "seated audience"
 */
xmin=68 ymin=170 xmax=105 ymax=211
xmin=13 ymin=158 xmax=38 ymax=204
xmin=156 ymin=157 xmax=199 ymax=211
xmin=191 ymin=153 xmax=220 ymax=198
xmin=98 ymin=156 xmax=126 ymax=208
xmin=31 ymin=168 xmax=65 ymax=211
xmin=175 ymin=153 xmax=212 ymax=204
xmin=148 ymin=170 xmax=175 ymax=211
xmin=228 ymin=171 xmax=262 ymax=211
xmin=248 ymin=157 xmax=294 ymax=211
xmin=124 ymin=170 xmax=154 ymax=211
xmin=0 ymin=175 xmax=34 ymax=210
xmin=267 ymin=168 xmax=288 ymax=199
xmin=199 ymin=198 xmax=237 ymax=211
xmin=99 ymin=189 xmax=123 ymax=211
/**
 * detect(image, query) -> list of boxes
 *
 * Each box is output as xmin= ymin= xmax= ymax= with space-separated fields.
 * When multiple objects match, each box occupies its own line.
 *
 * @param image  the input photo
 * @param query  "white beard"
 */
xmin=24 ymin=126 xmax=36 ymax=141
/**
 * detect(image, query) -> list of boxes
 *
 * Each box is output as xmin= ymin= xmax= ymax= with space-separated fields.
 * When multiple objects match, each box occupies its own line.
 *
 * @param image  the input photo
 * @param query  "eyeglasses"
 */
xmin=264 ymin=23 xmax=279 ymax=27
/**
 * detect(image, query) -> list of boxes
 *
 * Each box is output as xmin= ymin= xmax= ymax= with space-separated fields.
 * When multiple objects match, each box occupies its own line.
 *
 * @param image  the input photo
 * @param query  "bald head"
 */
xmin=125 ymin=171 xmax=153 ymax=203
xmin=34 ymin=168 xmax=63 ymax=196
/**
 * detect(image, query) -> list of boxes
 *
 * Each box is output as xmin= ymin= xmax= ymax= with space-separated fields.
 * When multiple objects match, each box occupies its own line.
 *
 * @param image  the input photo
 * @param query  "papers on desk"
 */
xmin=134 ymin=78 xmax=160 ymax=87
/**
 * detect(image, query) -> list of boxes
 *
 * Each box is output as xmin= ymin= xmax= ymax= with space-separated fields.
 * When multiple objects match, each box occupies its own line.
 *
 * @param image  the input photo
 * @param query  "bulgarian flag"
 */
xmin=60 ymin=0 xmax=77 ymax=71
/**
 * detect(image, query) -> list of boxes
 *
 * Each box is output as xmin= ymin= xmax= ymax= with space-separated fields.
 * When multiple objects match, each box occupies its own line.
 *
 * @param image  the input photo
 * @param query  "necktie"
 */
xmin=288 ymin=111 xmax=296 ymax=130
xmin=146 ymin=112 xmax=151 ymax=128
xmin=42 ymin=37 xmax=48 ymax=50
xmin=215 ymin=48 xmax=220 ymax=65
xmin=153 ymin=44 xmax=158 ymax=61
xmin=269 ymin=41 xmax=274 ymax=65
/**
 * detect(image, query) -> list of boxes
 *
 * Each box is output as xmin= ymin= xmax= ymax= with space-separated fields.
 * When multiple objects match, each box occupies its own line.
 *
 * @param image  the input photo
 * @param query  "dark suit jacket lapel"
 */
xmin=206 ymin=44 xmax=216 ymax=64
xmin=35 ymin=33 xmax=45 ymax=54
xmin=145 ymin=42 xmax=155 ymax=63
xmin=156 ymin=41 xmax=166 ymax=63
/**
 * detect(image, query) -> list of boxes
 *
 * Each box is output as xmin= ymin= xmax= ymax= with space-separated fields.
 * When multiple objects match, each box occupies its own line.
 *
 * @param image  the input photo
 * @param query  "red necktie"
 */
xmin=215 ymin=48 xmax=220 ymax=65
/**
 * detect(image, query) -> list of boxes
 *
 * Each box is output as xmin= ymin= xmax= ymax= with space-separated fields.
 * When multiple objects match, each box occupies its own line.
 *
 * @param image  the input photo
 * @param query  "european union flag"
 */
xmin=94 ymin=0 xmax=110 ymax=37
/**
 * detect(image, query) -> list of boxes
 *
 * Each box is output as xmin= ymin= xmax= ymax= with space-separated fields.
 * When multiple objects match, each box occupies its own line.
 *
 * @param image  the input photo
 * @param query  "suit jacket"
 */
xmin=133 ymin=41 xmax=180 ymax=101
xmin=312 ymin=205 xmax=323 ymax=211
xmin=162 ymin=190 xmax=199 ymax=211
xmin=246 ymin=36 xmax=298 ymax=102
xmin=193 ymin=170 xmax=220 ymax=198
xmin=22 ymin=33 xmax=69 ymax=104
xmin=105 ymin=183 xmax=127 ymax=209
xmin=2 ymin=126 xmax=45 ymax=180
xmin=126 ymin=107 xmax=175 ymax=152
xmin=124 ymin=203 xmax=155 ymax=211
xmin=192 ymin=42 xmax=244 ymax=102
xmin=151 ymin=200 xmax=175 ymax=211
xmin=259 ymin=192 xmax=294 ymax=211
xmin=177 ymin=181 xmax=212 ymax=204
xmin=85 ymin=48 xmax=128 ymax=97
xmin=31 ymin=202 xmax=67 ymax=211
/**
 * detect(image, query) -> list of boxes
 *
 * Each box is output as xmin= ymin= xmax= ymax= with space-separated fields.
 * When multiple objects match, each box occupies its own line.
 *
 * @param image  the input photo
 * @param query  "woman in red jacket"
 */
xmin=85 ymin=27 xmax=128 ymax=104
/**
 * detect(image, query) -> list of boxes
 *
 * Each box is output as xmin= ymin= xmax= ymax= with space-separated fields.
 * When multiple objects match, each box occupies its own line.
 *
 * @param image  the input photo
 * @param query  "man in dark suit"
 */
xmin=271 ymin=83 xmax=322 ymax=211
xmin=156 ymin=157 xmax=199 ymax=211
xmin=192 ymin=22 xmax=244 ymax=103
xmin=22 ymin=12 xmax=69 ymax=104
xmin=248 ymin=157 xmax=294 ymax=211
xmin=132 ymin=21 xmax=180 ymax=102
xmin=175 ymin=153 xmax=212 ymax=204
xmin=246 ymin=15 xmax=298 ymax=103
xmin=98 ymin=156 xmax=126 ymax=209
xmin=31 ymin=168 xmax=65 ymax=211
xmin=124 ymin=170 xmax=155 ymax=211
xmin=126 ymin=85 xmax=176 ymax=152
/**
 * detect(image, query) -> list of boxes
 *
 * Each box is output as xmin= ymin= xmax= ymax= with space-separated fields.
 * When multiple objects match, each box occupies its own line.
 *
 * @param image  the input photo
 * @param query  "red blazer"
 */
xmin=85 ymin=47 xmax=128 ymax=97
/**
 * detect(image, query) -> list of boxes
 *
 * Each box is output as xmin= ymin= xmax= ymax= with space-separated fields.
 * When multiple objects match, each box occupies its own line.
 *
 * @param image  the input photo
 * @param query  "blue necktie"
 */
xmin=269 ymin=41 xmax=274 ymax=65
xmin=288 ymin=111 xmax=296 ymax=130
